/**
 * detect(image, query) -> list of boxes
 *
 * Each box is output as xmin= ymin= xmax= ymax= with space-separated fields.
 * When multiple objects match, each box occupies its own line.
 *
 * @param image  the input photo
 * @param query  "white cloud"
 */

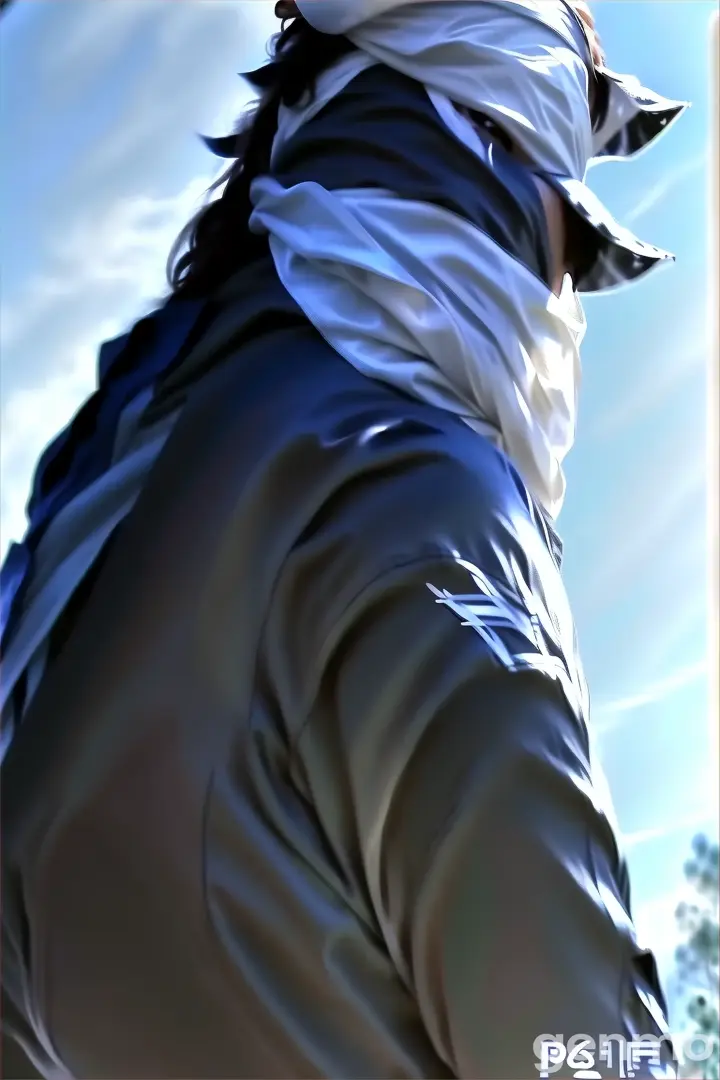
xmin=39 ymin=0 xmax=161 ymax=97
xmin=594 ymin=659 xmax=707 ymax=731
xmin=624 ymin=151 xmax=708 ymax=226
xmin=1 ymin=337 xmax=103 ymax=555
xmin=0 ymin=174 xmax=218 ymax=557
xmin=0 ymin=0 xmax=278 ymax=555
xmin=573 ymin=462 xmax=705 ymax=624
xmin=622 ymin=811 xmax=715 ymax=849
xmin=584 ymin=331 xmax=708 ymax=443
xmin=2 ymin=172 xmax=215 ymax=349
xmin=55 ymin=3 xmax=266 ymax=192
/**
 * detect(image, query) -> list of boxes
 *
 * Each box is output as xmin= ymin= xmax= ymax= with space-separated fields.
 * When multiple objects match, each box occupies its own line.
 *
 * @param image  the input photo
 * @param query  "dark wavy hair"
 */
xmin=166 ymin=3 xmax=356 ymax=299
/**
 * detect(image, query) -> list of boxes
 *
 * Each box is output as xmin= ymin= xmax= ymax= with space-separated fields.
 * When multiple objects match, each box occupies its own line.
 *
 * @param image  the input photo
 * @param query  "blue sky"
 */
xmin=0 ymin=0 xmax=716 ymax=1019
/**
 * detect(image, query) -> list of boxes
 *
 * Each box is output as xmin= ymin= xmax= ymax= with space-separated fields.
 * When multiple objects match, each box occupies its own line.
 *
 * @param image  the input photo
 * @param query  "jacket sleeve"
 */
xmin=280 ymin=552 xmax=674 ymax=1078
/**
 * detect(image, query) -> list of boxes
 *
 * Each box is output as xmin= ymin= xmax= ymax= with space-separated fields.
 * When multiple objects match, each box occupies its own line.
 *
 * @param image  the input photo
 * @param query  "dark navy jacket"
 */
xmin=0 ymin=297 xmax=211 ymax=654
xmin=1 ymin=63 xmax=673 ymax=1080
xmin=1 ymin=254 xmax=672 ymax=1079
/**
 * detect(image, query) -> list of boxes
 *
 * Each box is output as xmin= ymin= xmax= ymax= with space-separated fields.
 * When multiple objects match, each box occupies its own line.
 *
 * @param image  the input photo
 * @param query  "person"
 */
xmin=1 ymin=2 xmax=688 ymax=1077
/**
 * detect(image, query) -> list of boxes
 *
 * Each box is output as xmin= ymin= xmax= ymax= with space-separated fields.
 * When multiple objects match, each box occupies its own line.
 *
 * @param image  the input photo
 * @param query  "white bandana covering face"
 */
xmin=248 ymin=0 xmax=686 ymax=518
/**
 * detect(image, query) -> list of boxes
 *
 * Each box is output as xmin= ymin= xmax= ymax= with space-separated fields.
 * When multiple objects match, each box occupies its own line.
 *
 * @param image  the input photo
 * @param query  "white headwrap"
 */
xmin=296 ymin=0 xmax=689 ymax=168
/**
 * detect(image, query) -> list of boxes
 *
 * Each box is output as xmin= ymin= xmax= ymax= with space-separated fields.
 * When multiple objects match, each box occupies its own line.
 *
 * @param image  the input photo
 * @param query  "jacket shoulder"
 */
xmin=262 ymin=384 xmax=580 ymax=713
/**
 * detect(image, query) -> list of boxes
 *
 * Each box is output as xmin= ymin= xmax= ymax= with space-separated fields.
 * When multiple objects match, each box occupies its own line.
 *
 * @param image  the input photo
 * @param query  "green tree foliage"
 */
xmin=675 ymin=834 xmax=719 ymax=1079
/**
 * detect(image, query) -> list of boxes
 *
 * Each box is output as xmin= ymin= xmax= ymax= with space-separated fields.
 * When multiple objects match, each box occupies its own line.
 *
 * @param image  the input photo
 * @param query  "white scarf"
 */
xmin=250 ymin=169 xmax=585 ymax=518
xmin=247 ymin=1 xmax=678 ymax=517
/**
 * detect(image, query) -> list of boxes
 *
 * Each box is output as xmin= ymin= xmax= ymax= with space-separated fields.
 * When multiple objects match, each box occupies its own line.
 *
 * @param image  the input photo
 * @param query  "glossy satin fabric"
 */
xmin=2 ymin=257 xmax=674 ymax=1079
xmin=294 ymin=0 xmax=689 ymax=165
xmin=250 ymin=62 xmax=587 ymax=520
